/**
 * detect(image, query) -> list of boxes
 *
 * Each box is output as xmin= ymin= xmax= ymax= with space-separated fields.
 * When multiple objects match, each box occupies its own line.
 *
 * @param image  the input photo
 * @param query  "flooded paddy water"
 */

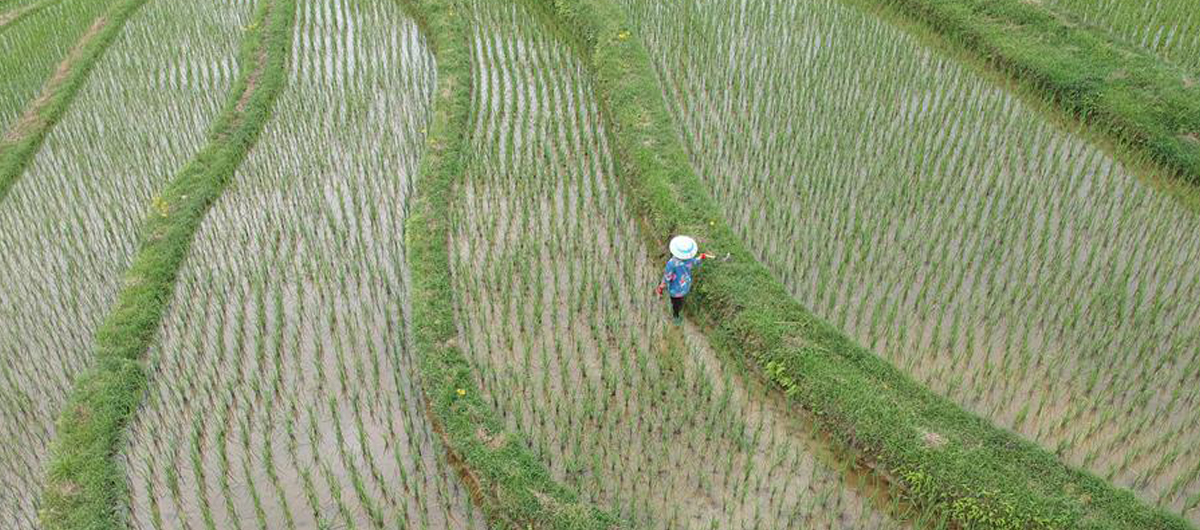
xmin=121 ymin=0 xmax=485 ymax=528
xmin=0 ymin=0 xmax=115 ymax=127
xmin=448 ymin=1 xmax=924 ymax=528
xmin=0 ymin=0 xmax=249 ymax=525
xmin=624 ymin=0 xmax=1200 ymax=521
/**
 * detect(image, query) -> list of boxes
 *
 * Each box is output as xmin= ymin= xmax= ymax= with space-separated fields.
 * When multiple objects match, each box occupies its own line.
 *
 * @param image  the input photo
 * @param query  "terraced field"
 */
xmin=0 ymin=0 xmax=116 ymax=128
xmin=445 ymin=1 xmax=944 ymax=528
xmin=0 ymin=0 xmax=1197 ymax=527
xmin=0 ymin=0 xmax=247 ymax=524
xmin=623 ymin=0 xmax=1200 ymax=522
xmin=122 ymin=0 xmax=486 ymax=528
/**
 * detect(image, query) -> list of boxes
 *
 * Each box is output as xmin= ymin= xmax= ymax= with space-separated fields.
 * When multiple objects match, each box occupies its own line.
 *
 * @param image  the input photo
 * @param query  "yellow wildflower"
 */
xmin=152 ymin=196 xmax=169 ymax=218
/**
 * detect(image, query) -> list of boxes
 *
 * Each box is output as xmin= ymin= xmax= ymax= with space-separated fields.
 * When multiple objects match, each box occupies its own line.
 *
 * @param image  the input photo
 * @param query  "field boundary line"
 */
xmin=859 ymin=0 xmax=1200 ymax=192
xmin=0 ymin=0 xmax=60 ymax=32
xmin=0 ymin=0 xmax=144 ymax=205
xmin=37 ymin=0 xmax=296 ymax=527
xmin=527 ymin=0 xmax=1197 ymax=528
xmin=397 ymin=0 xmax=621 ymax=527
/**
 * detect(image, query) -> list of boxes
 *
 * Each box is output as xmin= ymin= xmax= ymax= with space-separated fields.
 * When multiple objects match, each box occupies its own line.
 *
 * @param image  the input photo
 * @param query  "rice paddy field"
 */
xmin=0 ymin=0 xmax=247 ymax=525
xmin=0 ymin=0 xmax=117 ymax=130
xmin=444 ymin=1 xmax=946 ymax=528
xmin=1042 ymin=0 xmax=1200 ymax=73
xmin=121 ymin=1 xmax=487 ymax=528
xmin=1 ymin=0 xmax=1198 ymax=525
xmin=623 ymin=0 xmax=1200 ymax=523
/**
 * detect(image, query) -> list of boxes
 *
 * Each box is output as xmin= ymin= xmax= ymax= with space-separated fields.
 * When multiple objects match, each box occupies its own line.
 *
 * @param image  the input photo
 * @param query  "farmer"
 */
xmin=656 ymin=235 xmax=714 ymax=324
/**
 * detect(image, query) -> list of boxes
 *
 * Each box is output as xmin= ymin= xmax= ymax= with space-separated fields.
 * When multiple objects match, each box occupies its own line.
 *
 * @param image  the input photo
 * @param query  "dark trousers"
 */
xmin=670 ymin=296 xmax=685 ymax=318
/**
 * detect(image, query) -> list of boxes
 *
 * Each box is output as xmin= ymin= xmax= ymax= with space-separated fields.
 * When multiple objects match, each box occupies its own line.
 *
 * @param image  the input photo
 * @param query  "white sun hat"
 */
xmin=669 ymin=235 xmax=698 ymax=260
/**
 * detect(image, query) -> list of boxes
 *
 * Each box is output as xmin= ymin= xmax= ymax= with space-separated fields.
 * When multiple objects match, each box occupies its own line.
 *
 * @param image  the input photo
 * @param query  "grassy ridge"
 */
xmin=0 ymin=0 xmax=59 ymax=32
xmin=397 ymin=0 xmax=619 ymax=527
xmin=38 ymin=0 xmax=296 ymax=527
xmin=0 ymin=0 xmax=144 ymax=204
xmin=528 ymin=0 xmax=1196 ymax=528
xmin=867 ymin=0 xmax=1200 ymax=188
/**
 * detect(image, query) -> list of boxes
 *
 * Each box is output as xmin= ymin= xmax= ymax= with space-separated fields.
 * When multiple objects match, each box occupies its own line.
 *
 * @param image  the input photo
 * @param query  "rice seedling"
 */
xmin=0 ymin=0 xmax=119 ymax=129
xmin=0 ymin=0 xmax=248 ymax=526
xmin=121 ymin=0 xmax=485 ymax=527
xmin=0 ymin=0 xmax=57 ymax=32
xmin=623 ymin=0 xmax=1200 ymax=522
xmin=446 ymin=1 xmax=936 ymax=528
xmin=1042 ymin=0 xmax=1200 ymax=73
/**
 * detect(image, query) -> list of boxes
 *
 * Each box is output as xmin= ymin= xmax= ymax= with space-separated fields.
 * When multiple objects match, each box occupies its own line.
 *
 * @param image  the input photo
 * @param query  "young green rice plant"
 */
xmin=0 ymin=0 xmax=117 ymax=127
xmin=1041 ymin=0 xmax=1200 ymax=73
xmin=121 ymin=1 xmax=485 ymax=528
xmin=622 ymin=0 xmax=1200 ymax=522
xmin=449 ymin=1 xmax=930 ymax=528
xmin=0 ymin=0 xmax=248 ymax=526
xmin=0 ymin=0 xmax=58 ymax=32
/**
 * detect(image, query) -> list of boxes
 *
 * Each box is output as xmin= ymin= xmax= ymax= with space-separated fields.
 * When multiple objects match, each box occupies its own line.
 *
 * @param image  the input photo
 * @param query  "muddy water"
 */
xmin=624 ymin=0 xmax=1200 ymax=521
xmin=0 ymin=0 xmax=112 ymax=127
xmin=121 ymin=1 xmax=487 ymax=528
xmin=448 ymin=1 xmax=912 ymax=528
xmin=0 ymin=0 xmax=248 ymax=526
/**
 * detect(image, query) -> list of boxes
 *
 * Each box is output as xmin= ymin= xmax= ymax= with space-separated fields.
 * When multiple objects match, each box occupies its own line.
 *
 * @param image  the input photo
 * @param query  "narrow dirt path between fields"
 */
xmin=0 ymin=0 xmax=57 ymax=30
xmin=678 ymin=318 xmax=919 ymax=526
xmin=215 ymin=0 xmax=272 ymax=138
xmin=0 ymin=0 xmax=146 ymax=205
xmin=0 ymin=12 xmax=107 ymax=145
xmin=39 ymin=0 xmax=293 ymax=526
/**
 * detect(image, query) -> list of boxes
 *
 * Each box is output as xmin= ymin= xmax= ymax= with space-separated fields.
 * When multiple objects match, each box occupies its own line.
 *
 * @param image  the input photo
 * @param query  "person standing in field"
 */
xmin=656 ymin=235 xmax=714 ymax=324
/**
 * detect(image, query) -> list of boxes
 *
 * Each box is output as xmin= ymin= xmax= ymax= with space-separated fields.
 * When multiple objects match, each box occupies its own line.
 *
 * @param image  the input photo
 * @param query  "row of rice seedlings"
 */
xmin=0 ymin=0 xmax=249 ymax=526
xmin=0 ymin=0 xmax=54 ymax=29
xmin=121 ymin=1 xmax=487 ymax=528
xmin=448 ymin=2 xmax=937 ymax=528
xmin=0 ymin=0 xmax=40 ymax=12
xmin=1042 ymin=0 xmax=1200 ymax=73
xmin=0 ymin=0 xmax=117 ymax=129
xmin=622 ymin=0 xmax=1200 ymax=521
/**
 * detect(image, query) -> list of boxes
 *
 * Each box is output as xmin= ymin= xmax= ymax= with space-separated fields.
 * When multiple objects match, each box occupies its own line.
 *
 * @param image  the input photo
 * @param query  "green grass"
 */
xmin=623 ymin=0 xmax=1200 ymax=522
xmin=3 ymin=0 xmax=1191 ymax=527
xmin=399 ymin=0 xmax=620 ymax=527
xmin=447 ymin=1 xmax=918 ymax=527
xmin=0 ymin=0 xmax=249 ymax=525
xmin=1041 ymin=0 xmax=1200 ymax=74
xmin=0 ymin=0 xmax=61 ymax=33
xmin=38 ymin=0 xmax=295 ymax=526
xmin=860 ymin=0 xmax=1200 ymax=190
xmin=0 ymin=0 xmax=113 ymax=125
xmin=0 ymin=0 xmax=140 ymax=203
xmin=525 ymin=0 xmax=1197 ymax=527
xmin=121 ymin=2 xmax=486 ymax=526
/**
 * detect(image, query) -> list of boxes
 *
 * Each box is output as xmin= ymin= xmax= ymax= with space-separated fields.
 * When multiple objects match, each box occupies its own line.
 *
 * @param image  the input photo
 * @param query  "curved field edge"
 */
xmin=857 ymin=0 xmax=1200 ymax=190
xmin=0 ymin=0 xmax=58 ymax=32
xmin=527 ymin=0 xmax=1196 ymax=529
xmin=37 ymin=0 xmax=295 ymax=527
xmin=0 ymin=0 xmax=144 ymax=205
xmin=396 ymin=0 xmax=620 ymax=528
